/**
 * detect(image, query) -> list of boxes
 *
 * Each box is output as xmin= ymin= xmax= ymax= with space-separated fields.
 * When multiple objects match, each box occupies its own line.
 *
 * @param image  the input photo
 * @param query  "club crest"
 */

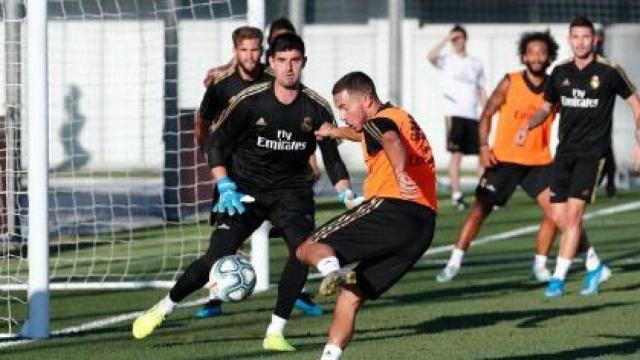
xmin=590 ymin=75 xmax=600 ymax=89
xmin=255 ymin=117 xmax=267 ymax=127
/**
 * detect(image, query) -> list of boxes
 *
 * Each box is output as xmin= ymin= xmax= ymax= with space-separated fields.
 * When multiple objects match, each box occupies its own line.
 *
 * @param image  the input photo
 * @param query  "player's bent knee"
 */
xmin=295 ymin=241 xmax=313 ymax=263
xmin=472 ymin=197 xmax=494 ymax=218
xmin=338 ymin=284 xmax=366 ymax=309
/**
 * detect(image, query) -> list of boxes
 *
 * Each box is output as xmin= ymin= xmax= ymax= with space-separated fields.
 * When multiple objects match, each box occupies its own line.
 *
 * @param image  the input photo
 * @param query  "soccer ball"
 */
xmin=209 ymin=255 xmax=257 ymax=302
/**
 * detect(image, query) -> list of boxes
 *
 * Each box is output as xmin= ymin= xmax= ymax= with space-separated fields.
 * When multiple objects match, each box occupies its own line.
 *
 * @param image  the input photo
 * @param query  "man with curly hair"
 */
xmin=517 ymin=17 xmax=640 ymax=297
xmin=436 ymin=30 xmax=604 ymax=284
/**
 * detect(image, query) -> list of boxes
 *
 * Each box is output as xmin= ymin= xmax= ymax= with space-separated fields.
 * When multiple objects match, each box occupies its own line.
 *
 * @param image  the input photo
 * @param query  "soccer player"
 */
xmin=194 ymin=26 xmax=271 ymax=149
xmin=202 ymin=17 xmax=296 ymax=87
xmin=516 ymin=17 xmax=640 ymax=297
xmin=436 ymin=31 xmax=604 ymax=284
xmin=428 ymin=24 xmax=487 ymax=210
xmin=296 ymin=71 xmax=437 ymax=360
xmin=133 ymin=33 xmax=353 ymax=351
xmin=193 ymin=26 xmax=324 ymax=319
xmin=201 ymin=18 xmax=326 ymax=182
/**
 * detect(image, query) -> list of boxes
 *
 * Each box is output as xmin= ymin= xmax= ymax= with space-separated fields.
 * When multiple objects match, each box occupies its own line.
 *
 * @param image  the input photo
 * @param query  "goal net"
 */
xmin=0 ymin=0 xmax=247 ymax=337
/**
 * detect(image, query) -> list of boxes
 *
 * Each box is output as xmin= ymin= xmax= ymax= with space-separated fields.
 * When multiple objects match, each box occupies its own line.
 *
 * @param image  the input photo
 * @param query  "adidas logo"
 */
xmin=217 ymin=223 xmax=230 ymax=230
xmin=561 ymin=78 xmax=570 ymax=87
xmin=255 ymin=117 xmax=267 ymax=126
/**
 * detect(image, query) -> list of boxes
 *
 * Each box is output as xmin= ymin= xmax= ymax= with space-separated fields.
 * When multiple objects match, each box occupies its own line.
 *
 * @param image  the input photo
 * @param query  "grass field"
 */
xmin=2 ymin=189 xmax=640 ymax=359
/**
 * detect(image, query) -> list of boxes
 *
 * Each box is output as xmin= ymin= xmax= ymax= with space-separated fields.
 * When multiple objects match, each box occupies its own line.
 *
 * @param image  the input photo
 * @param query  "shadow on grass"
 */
xmin=350 ymin=301 xmax=634 ymax=339
xmin=364 ymin=279 xmax=541 ymax=310
xmin=154 ymin=302 xmax=635 ymax=359
xmin=484 ymin=335 xmax=640 ymax=359
xmin=186 ymin=302 xmax=636 ymax=360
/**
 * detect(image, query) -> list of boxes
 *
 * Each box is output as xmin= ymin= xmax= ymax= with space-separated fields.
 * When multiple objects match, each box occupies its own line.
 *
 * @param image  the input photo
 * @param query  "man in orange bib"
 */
xmin=296 ymin=71 xmax=437 ymax=360
xmin=436 ymin=31 xmax=605 ymax=284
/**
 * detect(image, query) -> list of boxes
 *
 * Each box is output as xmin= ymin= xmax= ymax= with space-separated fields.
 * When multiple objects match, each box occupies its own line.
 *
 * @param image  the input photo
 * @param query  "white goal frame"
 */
xmin=15 ymin=0 xmax=272 ymax=339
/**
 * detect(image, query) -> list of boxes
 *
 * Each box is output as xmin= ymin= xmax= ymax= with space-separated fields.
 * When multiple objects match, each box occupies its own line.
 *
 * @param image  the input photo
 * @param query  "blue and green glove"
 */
xmin=212 ymin=177 xmax=248 ymax=216
xmin=338 ymin=188 xmax=365 ymax=209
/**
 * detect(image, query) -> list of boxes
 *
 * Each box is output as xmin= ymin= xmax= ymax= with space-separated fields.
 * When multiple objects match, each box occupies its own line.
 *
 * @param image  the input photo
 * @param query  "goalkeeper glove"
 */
xmin=213 ymin=177 xmax=248 ymax=216
xmin=338 ymin=188 xmax=365 ymax=209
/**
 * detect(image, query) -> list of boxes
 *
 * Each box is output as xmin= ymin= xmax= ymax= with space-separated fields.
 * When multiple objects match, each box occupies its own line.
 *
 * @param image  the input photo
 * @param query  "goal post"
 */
xmin=0 ymin=0 xmax=273 ymax=339
xmin=24 ymin=0 xmax=49 ymax=339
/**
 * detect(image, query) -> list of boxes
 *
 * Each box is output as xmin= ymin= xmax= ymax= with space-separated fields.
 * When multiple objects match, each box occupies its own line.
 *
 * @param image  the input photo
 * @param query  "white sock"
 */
xmin=552 ymin=257 xmax=572 ymax=280
xmin=158 ymin=294 xmax=177 ymax=315
xmin=584 ymin=247 xmax=601 ymax=271
xmin=320 ymin=344 xmax=343 ymax=360
xmin=534 ymin=254 xmax=547 ymax=269
xmin=317 ymin=256 xmax=341 ymax=276
xmin=266 ymin=314 xmax=287 ymax=335
xmin=452 ymin=191 xmax=463 ymax=201
xmin=447 ymin=248 xmax=465 ymax=268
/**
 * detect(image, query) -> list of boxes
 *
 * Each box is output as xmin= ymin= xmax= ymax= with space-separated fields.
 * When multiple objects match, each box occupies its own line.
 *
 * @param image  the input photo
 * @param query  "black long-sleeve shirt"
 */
xmin=207 ymin=81 xmax=349 ymax=193
xmin=199 ymin=64 xmax=273 ymax=128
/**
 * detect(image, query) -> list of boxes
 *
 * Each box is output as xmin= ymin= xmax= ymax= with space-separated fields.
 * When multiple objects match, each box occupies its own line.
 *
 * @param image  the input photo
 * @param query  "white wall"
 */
xmin=606 ymin=25 xmax=640 ymax=171
xmin=48 ymin=21 xmax=164 ymax=170
xmin=5 ymin=20 xmax=639 ymax=172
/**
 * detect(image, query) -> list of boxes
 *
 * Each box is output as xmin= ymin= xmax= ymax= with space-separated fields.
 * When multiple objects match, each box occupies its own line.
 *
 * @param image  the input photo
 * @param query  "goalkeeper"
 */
xmin=195 ymin=23 xmax=328 ymax=319
xmin=133 ymin=33 xmax=353 ymax=352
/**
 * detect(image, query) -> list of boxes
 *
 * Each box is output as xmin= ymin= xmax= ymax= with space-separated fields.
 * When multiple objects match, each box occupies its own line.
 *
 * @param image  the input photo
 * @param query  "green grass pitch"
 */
xmin=2 ymin=189 xmax=640 ymax=359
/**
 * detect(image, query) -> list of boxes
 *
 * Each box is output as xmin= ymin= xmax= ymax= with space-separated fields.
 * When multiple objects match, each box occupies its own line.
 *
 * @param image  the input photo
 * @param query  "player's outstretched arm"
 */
xmin=514 ymin=101 xmax=553 ymax=146
xmin=478 ymin=75 xmax=509 ymax=167
xmin=315 ymin=122 xmax=362 ymax=142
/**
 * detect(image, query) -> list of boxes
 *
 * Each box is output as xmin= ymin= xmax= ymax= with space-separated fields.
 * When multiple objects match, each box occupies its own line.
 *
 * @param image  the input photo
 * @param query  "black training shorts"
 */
xmin=550 ymin=154 xmax=604 ymax=204
xmin=446 ymin=116 xmax=479 ymax=155
xmin=310 ymin=197 xmax=436 ymax=300
xmin=476 ymin=162 xmax=552 ymax=206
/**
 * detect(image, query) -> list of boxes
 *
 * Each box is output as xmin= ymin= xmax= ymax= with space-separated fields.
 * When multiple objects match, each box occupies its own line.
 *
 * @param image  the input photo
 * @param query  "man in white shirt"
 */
xmin=428 ymin=25 xmax=487 ymax=210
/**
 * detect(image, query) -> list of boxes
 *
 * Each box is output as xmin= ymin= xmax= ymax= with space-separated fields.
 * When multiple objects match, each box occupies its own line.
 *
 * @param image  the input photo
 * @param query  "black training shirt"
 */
xmin=544 ymin=55 xmax=635 ymax=157
xmin=206 ymin=81 xmax=349 ymax=193
xmin=199 ymin=64 xmax=273 ymax=128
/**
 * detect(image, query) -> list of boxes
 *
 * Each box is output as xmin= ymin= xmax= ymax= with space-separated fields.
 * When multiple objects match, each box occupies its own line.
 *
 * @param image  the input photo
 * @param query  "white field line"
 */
xmin=308 ymin=200 xmax=640 ymax=279
xmin=1 ymin=200 xmax=639 ymax=349
xmin=0 ymin=297 xmax=210 ymax=350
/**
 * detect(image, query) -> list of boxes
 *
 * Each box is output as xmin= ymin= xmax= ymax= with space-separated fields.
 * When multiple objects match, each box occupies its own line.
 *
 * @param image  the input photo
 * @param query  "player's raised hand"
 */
xmin=315 ymin=122 xmax=337 ymax=141
xmin=213 ymin=177 xmax=250 ymax=216
xmin=514 ymin=125 xmax=528 ymax=147
xmin=479 ymin=145 xmax=497 ymax=168
xmin=396 ymin=171 xmax=419 ymax=200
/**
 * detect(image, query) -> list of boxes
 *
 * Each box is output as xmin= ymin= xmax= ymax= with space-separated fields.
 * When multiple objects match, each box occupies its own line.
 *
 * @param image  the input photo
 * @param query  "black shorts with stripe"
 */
xmin=550 ymin=154 xmax=605 ymax=204
xmin=446 ymin=116 xmax=479 ymax=154
xmin=310 ymin=197 xmax=436 ymax=300
xmin=475 ymin=162 xmax=551 ymax=207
